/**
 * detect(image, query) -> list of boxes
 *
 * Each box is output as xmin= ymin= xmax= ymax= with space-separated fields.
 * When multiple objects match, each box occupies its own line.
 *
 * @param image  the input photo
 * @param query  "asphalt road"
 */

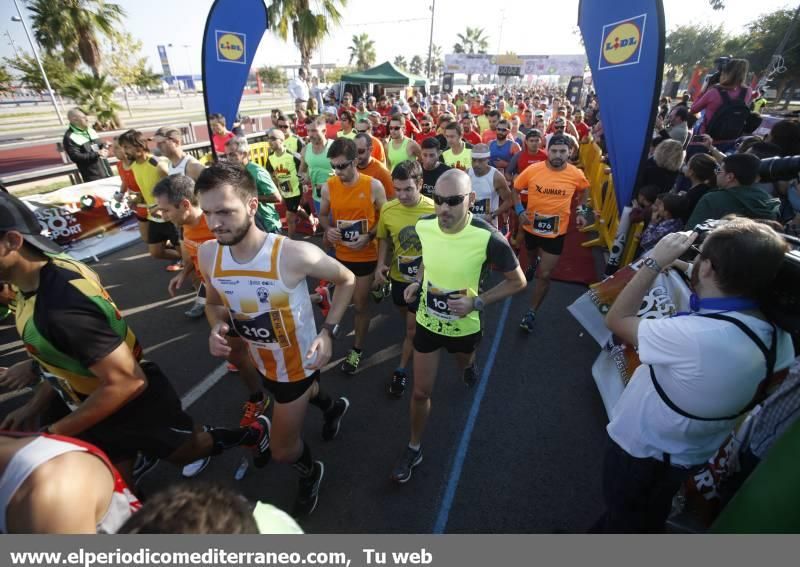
xmin=0 ymin=237 xmax=608 ymax=533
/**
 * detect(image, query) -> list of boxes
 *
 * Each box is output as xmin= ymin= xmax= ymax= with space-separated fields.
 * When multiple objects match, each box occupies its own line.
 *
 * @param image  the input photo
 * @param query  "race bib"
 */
xmin=337 ymin=219 xmax=367 ymax=243
xmin=231 ymin=310 xmax=290 ymax=349
xmin=471 ymin=199 xmax=490 ymax=215
xmin=397 ymin=255 xmax=422 ymax=282
xmin=41 ymin=371 xmax=82 ymax=411
xmin=279 ymin=180 xmax=294 ymax=196
xmin=426 ymin=282 xmax=468 ymax=321
xmin=533 ymin=212 xmax=560 ymax=236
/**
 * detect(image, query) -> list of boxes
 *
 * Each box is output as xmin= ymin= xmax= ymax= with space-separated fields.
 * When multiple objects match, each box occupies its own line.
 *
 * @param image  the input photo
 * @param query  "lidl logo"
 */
xmin=598 ymin=14 xmax=645 ymax=70
xmin=216 ymin=30 xmax=246 ymax=65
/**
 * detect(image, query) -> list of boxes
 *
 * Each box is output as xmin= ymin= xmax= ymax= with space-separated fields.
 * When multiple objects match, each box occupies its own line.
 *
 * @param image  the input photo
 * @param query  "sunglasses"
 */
xmin=356 ymin=129 xmax=369 ymax=133
xmin=332 ymin=160 xmax=353 ymax=171
xmin=432 ymin=193 xmax=468 ymax=206
xmin=496 ymin=128 xmax=509 ymax=133
xmin=389 ymin=126 xmax=402 ymax=131
xmin=356 ymin=148 xmax=368 ymax=154
xmin=268 ymin=136 xmax=280 ymax=141
xmin=277 ymin=124 xmax=289 ymax=129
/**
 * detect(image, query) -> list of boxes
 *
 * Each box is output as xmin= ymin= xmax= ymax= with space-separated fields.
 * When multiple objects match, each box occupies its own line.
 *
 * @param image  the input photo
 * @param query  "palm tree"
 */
xmin=453 ymin=27 xmax=489 ymax=84
xmin=409 ymin=55 xmax=424 ymax=76
xmin=268 ymin=0 xmax=346 ymax=75
xmin=429 ymin=45 xmax=443 ymax=82
xmin=61 ymin=73 xmax=121 ymax=130
xmin=348 ymin=33 xmax=376 ymax=71
xmin=27 ymin=0 xmax=125 ymax=77
xmin=0 ymin=65 xmax=14 ymax=94
xmin=393 ymin=55 xmax=408 ymax=71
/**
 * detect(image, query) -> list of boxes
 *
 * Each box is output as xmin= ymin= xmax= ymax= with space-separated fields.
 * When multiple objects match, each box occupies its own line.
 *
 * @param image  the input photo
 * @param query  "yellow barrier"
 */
xmin=248 ymin=142 xmax=270 ymax=168
xmin=620 ymin=221 xmax=644 ymax=266
xmin=578 ymin=141 xmax=619 ymax=252
xmin=198 ymin=153 xmax=214 ymax=165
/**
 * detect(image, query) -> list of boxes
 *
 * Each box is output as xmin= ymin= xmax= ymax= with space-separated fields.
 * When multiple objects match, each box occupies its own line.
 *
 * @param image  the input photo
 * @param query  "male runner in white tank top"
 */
xmin=154 ymin=126 xmax=205 ymax=181
xmin=467 ymin=144 xmax=514 ymax=228
xmin=196 ymin=162 xmax=356 ymax=517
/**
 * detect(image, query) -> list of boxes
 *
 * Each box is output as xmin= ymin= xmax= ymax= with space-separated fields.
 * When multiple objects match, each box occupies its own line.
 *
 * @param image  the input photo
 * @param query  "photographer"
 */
xmin=599 ymin=220 xmax=795 ymax=532
xmin=691 ymin=58 xmax=752 ymax=151
xmin=63 ymin=108 xmax=111 ymax=182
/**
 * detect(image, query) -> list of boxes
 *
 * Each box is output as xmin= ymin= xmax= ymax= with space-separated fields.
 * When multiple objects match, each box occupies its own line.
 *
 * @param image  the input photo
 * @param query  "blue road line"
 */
xmin=433 ymin=296 xmax=513 ymax=534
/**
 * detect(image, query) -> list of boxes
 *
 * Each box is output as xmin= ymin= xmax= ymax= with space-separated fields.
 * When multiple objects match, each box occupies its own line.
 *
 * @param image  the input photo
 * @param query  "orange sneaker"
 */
xmin=239 ymin=396 xmax=269 ymax=428
xmin=227 ymin=363 xmax=239 ymax=373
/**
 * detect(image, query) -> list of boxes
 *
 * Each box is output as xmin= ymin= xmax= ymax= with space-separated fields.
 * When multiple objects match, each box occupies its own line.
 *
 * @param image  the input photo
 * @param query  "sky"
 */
xmin=1 ymin=0 xmax=796 ymax=78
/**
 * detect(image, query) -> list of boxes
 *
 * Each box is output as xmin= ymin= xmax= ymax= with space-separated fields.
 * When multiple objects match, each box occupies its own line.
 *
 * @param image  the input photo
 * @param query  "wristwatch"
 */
xmin=643 ymin=257 xmax=662 ymax=273
xmin=321 ymin=322 xmax=341 ymax=339
xmin=473 ymin=296 xmax=485 ymax=312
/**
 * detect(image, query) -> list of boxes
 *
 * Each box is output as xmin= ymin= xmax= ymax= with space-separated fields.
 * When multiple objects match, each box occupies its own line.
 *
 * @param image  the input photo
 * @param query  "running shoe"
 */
xmin=370 ymin=280 xmax=391 ymax=303
xmin=340 ymin=349 xmax=362 ymax=375
xmin=181 ymin=456 xmax=211 ymax=478
xmin=250 ymin=415 xmax=272 ymax=468
xmin=322 ymin=397 xmax=349 ymax=441
xmin=184 ymin=302 xmax=205 ymax=318
xmin=132 ymin=453 xmax=160 ymax=486
xmin=520 ymin=310 xmax=536 ymax=333
xmin=390 ymin=446 xmax=423 ymax=484
xmin=293 ymin=461 xmax=324 ymax=517
xmin=462 ymin=363 xmax=479 ymax=388
xmin=388 ymin=369 xmax=407 ymax=398
xmin=227 ymin=363 xmax=239 ymax=373
xmin=240 ymin=396 xmax=269 ymax=428
xmin=315 ymin=284 xmax=332 ymax=318
xmin=166 ymin=260 xmax=183 ymax=272
xmin=525 ymin=256 xmax=541 ymax=282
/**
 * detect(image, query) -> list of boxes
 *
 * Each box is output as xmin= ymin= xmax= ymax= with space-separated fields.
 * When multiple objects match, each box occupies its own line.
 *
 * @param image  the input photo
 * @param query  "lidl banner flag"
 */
xmin=202 ymin=0 xmax=268 ymax=155
xmin=578 ymin=0 xmax=665 ymax=214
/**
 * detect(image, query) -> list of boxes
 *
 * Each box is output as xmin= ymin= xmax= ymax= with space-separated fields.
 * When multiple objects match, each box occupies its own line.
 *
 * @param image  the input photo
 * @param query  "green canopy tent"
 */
xmin=341 ymin=61 xmax=428 ymax=87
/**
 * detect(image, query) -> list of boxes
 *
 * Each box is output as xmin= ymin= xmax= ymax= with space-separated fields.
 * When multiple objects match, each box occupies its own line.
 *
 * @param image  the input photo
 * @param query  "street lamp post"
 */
xmin=11 ymin=0 xmax=64 ymax=125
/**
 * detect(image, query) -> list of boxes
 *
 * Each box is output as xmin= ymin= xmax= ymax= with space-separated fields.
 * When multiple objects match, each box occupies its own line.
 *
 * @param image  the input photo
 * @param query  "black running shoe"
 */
xmin=388 ymin=369 xmax=407 ymax=398
xmin=462 ymin=364 xmax=479 ymax=388
xmin=322 ymin=397 xmax=349 ymax=441
xmin=293 ymin=460 xmax=324 ymax=517
xmin=390 ymin=446 xmax=423 ymax=484
xmin=250 ymin=415 xmax=272 ymax=468
xmin=520 ymin=310 xmax=536 ymax=333
xmin=132 ymin=453 xmax=160 ymax=486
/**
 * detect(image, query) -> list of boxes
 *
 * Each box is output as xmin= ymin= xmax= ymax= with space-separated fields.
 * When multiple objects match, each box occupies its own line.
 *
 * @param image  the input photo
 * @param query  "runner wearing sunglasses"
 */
xmin=390 ymin=169 xmax=525 ymax=483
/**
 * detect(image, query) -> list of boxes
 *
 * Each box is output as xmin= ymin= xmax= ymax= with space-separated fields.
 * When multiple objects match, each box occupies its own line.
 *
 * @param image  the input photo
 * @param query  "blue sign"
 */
xmin=579 ymin=0 xmax=664 ymax=213
xmin=202 ymin=0 xmax=268 ymax=154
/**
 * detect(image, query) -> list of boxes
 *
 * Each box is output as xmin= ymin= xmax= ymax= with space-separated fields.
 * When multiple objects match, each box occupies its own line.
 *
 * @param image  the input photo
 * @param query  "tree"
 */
xmin=409 ymin=55 xmax=424 ymax=76
xmin=348 ymin=33 xmax=376 ymax=71
xmin=0 ymin=65 xmax=14 ymax=94
xmin=429 ymin=45 xmax=444 ymax=82
xmin=664 ymin=25 xmax=728 ymax=83
xmin=267 ymin=0 xmax=346 ymax=74
xmin=61 ymin=73 xmax=122 ymax=130
xmin=325 ymin=66 xmax=355 ymax=84
xmin=134 ymin=68 xmax=162 ymax=95
xmin=26 ymin=0 xmax=125 ymax=77
xmin=104 ymin=32 xmax=148 ymax=115
xmin=4 ymin=51 xmax=70 ymax=93
xmin=258 ymin=66 xmax=287 ymax=90
xmin=453 ymin=27 xmax=489 ymax=84
xmin=393 ymin=56 xmax=408 ymax=71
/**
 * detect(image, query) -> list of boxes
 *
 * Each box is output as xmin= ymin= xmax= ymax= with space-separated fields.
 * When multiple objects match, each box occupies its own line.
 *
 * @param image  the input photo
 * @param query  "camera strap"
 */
xmin=649 ymin=312 xmax=777 ymax=422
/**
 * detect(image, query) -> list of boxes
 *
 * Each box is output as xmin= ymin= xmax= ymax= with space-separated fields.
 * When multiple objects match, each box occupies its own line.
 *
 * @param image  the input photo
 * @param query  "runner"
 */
xmin=319 ymin=138 xmax=387 ymax=374
xmin=153 ymin=126 xmax=205 ymax=181
xmin=0 ymin=433 xmax=140 ymax=533
xmin=224 ymin=137 xmax=283 ymax=235
xmin=337 ymin=111 xmax=357 ymax=140
xmin=355 ymin=119 xmax=386 ymax=165
xmin=355 ymin=133 xmax=394 ymax=200
xmin=196 ymin=162 xmax=356 ymax=516
xmin=385 ymin=114 xmax=421 ymax=171
xmin=413 ymin=115 xmax=437 ymax=145
xmin=266 ymin=128 xmax=317 ymax=239
xmin=117 ymin=130 xmax=181 ymax=266
xmin=299 ymin=118 xmax=334 ymax=216
xmin=0 ymin=192 xmax=271 ymax=485
xmin=467 ymin=144 xmax=514 ymax=228
xmin=420 ymin=137 xmax=451 ymax=198
xmin=275 ymin=115 xmax=305 ymax=155
xmin=390 ymin=169 xmax=525 ymax=483
xmin=460 ymin=114 xmax=482 ymax=146
xmin=153 ymin=174 xmax=272 ymax=433
xmin=488 ymin=119 xmax=521 ymax=174
xmin=506 ymin=129 xmax=548 ymax=248
xmin=441 ymin=122 xmax=473 ymax=172
xmin=513 ymin=135 xmax=590 ymax=332
xmin=374 ymin=160 xmax=435 ymax=398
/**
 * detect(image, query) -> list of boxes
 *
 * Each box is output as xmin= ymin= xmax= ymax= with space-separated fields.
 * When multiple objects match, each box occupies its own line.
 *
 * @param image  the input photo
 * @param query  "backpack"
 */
xmin=706 ymin=87 xmax=761 ymax=141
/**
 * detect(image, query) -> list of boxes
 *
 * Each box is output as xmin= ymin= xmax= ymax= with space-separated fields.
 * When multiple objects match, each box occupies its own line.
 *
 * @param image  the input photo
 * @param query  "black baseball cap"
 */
xmin=0 ymin=192 xmax=63 ymax=254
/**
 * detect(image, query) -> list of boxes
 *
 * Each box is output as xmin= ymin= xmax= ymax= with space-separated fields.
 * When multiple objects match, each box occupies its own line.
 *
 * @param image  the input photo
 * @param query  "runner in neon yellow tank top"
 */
xmin=389 ymin=169 xmax=526 ymax=484
xmin=442 ymin=121 xmax=473 ymax=172
xmin=385 ymin=114 xmax=421 ymax=172
xmin=267 ymin=128 xmax=317 ymax=239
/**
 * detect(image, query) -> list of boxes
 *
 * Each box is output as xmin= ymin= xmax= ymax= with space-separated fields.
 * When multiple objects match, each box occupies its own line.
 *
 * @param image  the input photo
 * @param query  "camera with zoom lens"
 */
xmin=703 ymin=56 xmax=731 ymax=90
xmin=758 ymin=155 xmax=800 ymax=183
xmin=691 ymin=218 xmax=800 ymax=342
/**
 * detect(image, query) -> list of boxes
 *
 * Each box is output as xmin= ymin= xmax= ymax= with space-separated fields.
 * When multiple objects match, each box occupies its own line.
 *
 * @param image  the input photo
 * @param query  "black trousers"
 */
xmin=597 ymin=435 xmax=696 ymax=533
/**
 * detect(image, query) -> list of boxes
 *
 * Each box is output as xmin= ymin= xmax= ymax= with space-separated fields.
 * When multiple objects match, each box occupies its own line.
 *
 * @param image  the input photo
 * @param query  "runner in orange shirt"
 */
xmin=355 ymin=133 xmax=394 ymax=199
xmin=319 ymin=138 xmax=387 ymax=374
xmin=513 ymin=135 xmax=590 ymax=332
xmin=153 ymin=175 xmax=271 ymax=432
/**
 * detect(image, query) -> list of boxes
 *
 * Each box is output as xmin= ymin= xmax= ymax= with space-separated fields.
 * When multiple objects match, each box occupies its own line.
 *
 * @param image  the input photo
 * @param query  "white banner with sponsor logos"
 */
xmin=443 ymin=54 xmax=587 ymax=77
xmin=21 ymin=177 xmax=141 ymax=262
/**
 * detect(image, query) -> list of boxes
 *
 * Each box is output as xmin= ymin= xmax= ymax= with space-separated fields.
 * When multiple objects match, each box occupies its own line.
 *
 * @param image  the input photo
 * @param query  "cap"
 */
xmin=0 ymin=192 xmax=63 ymax=254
